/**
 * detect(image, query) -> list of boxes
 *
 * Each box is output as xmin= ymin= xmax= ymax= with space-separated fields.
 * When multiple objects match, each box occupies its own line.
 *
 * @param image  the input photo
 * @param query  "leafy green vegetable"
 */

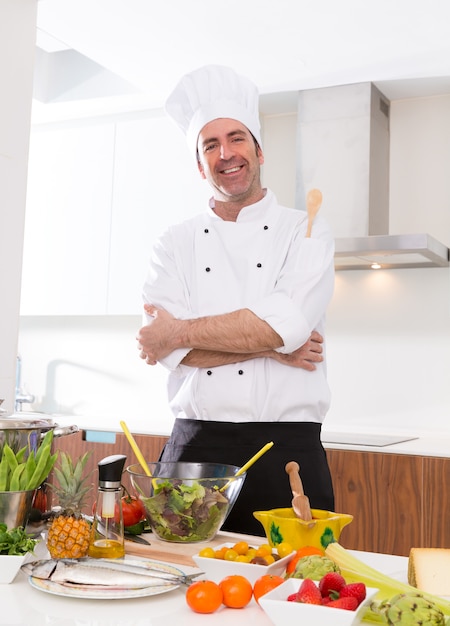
xmin=0 ymin=430 xmax=58 ymax=491
xmin=143 ymin=479 xmax=229 ymax=542
xmin=124 ymin=520 xmax=147 ymax=535
xmin=0 ymin=523 xmax=38 ymax=555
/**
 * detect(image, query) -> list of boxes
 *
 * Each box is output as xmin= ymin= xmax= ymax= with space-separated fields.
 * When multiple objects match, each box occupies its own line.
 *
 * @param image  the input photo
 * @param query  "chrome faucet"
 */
xmin=15 ymin=355 xmax=35 ymax=412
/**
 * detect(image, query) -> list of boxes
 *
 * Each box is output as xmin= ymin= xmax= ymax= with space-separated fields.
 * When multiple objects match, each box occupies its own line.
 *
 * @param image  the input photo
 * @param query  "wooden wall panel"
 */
xmin=422 ymin=456 xmax=450 ymax=548
xmin=326 ymin=449 xmax=422 ymax=556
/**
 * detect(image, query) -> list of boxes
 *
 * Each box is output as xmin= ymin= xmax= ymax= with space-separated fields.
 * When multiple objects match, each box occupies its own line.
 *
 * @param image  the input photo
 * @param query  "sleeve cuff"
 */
xmin=159 ymin=347 xmax=191 ymax=372
xmin=248 ymin=293 xmax=310 ymax=354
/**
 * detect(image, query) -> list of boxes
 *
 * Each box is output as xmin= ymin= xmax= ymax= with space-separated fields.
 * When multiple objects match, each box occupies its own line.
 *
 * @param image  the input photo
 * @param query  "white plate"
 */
xmin=27 ymin=559 xmax=184 ymax=600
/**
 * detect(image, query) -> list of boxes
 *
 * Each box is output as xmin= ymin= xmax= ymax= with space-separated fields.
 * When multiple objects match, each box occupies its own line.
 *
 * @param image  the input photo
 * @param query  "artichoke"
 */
xmin=289 ymin=555 xmax=340 ymax=580
xmin=370 ymin=592 xmax=447 ymax=625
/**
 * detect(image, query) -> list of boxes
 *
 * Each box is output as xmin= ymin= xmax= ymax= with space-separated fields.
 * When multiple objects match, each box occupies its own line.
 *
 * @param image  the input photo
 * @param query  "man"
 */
xmin=136 ymin=65 xmax=335 ymax=535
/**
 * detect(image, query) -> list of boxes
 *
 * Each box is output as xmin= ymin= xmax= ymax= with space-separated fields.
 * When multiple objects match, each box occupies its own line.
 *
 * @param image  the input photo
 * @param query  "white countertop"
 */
xmin=321 ymin=432 xmax=450 ymax=458
xmin=2 ymin=532 xmax=408 ymax=626
xmin=52 ymin=414 xmax=450 ymax=459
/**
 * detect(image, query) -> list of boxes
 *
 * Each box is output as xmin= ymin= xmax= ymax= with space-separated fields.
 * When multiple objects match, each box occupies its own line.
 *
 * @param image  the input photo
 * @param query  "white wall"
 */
xmin=17 ymin=93 xmax=450 ymax=437
xmin=17 ymin=315 xmax=173 ymax=435
xmin=0 ymin=0 xmax=37 ymax=412
xmin=326 ymin=267 xmax=450 ymax=434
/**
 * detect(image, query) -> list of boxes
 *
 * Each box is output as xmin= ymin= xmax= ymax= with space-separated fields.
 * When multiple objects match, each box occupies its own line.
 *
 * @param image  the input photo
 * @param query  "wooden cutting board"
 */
xmin=124 ymin=531 xmax=265 ymax=567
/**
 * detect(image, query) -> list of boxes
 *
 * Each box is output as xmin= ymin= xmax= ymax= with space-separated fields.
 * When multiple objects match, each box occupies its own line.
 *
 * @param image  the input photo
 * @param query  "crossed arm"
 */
xmin=136 ymin=304 xmax=324 ymax=371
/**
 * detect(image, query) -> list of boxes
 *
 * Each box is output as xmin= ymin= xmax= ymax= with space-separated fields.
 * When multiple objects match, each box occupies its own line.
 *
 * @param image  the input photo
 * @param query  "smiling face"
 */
xmin=196 ymin=118 xmax=265 ymax=215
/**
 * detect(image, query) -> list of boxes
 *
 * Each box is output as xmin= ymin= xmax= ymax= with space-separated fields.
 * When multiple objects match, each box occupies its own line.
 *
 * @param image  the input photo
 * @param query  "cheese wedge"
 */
xmin=408 ymin=548 xmax=450 ymax=595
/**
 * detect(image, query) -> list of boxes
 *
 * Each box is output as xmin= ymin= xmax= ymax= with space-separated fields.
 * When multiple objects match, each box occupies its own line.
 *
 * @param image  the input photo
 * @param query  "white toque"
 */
xmin=164 ymin=64 xmax=262 ymax=158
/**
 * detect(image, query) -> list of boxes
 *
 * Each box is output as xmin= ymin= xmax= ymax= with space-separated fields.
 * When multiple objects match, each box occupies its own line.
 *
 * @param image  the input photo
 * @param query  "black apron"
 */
xmin=158 ymin=418 xmax=334 ymax=536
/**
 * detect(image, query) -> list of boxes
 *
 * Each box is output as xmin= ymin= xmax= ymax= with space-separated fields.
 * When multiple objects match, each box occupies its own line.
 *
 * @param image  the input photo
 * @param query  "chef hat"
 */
xmin=165 ymin=64 xmax=262 ymax=158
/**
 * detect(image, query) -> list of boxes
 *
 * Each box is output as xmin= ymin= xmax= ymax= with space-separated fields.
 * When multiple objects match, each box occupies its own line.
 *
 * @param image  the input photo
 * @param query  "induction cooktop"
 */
xmin=321 ymin=432 xmax=418 ymax=447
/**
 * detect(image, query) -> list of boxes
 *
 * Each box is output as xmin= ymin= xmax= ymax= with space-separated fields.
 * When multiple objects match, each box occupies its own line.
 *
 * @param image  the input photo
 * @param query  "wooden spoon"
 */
xmin=305 ymin=188 xmax=323 ymax=237
xmin=285 ymin=461 xmax=313 ymax=521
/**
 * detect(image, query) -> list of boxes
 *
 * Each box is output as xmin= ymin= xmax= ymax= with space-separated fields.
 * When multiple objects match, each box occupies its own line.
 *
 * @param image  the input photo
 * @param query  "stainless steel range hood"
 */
xmin=295 ymin=82 xmax=450 ymax=270
xmin=335 ymin=233 xmax=449 ymax=270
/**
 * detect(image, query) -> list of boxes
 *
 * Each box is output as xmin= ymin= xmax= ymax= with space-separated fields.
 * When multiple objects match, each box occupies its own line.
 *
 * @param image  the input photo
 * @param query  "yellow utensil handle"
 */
xmin=120 ymin=421 xmax=152 ymax=477
xmin=236 ymin=441 xmax=274 ymax=476
xmin=220 ymin=441 xmax=274 ymax=492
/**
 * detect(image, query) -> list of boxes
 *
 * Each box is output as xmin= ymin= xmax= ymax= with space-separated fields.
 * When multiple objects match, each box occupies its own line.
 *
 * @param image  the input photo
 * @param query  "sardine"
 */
xmin=21 ymin=558 xmax=200 ymax=589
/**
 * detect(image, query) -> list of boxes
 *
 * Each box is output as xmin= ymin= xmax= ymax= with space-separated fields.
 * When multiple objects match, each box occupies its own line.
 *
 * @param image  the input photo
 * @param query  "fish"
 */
xmin=21 ymin=558 xmax=201 ymax=589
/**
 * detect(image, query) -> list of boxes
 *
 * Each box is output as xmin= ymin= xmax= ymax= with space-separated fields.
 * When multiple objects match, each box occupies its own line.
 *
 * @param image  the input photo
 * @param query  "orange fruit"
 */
xmin=185 ymin=580 xmax=223 ymax=614
xmin=219 ymin=575 xmax=253 ymax=609
xmin=285 ymin=545 xmax=325 ymax=575
xmin=253 ymin=574 xmax=285 ymax=604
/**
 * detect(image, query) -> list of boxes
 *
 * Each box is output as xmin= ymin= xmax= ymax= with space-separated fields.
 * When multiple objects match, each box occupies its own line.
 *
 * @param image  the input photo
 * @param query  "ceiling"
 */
xmin=33 ymin=0 xmax=450 ymax=123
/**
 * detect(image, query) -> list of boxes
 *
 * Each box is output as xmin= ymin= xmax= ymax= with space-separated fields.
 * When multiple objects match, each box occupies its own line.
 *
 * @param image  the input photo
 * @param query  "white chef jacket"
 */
xmin=142 ymin=189 xmax=335 ymax=424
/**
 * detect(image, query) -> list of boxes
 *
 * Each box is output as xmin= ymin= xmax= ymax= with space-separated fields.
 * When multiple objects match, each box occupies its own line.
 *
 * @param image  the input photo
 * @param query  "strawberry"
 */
xmin=327 ymin=596 xmax=359 ymax=611
xmin=318 ymin=572 xmax=346 ymax=598
xmin=339 ymin=582 xmax=367 ymax=606
xmin=287 ymin=592 xmax=298 ymax=602
xmin=296 ymin=578 xmax=322 ymax=605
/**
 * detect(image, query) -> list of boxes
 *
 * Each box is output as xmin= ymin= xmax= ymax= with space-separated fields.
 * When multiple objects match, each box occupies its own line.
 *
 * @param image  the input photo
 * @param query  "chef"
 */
xmin=136 ymin=64 xmax=335 ymax=535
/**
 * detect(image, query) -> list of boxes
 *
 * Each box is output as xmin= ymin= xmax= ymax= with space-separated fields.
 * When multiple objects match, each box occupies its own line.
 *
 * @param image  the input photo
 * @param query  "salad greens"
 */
xmin=143 ymin=479 xmax=229 ymax=542
xmin=0 ymin=523 xmax=38 ymax=555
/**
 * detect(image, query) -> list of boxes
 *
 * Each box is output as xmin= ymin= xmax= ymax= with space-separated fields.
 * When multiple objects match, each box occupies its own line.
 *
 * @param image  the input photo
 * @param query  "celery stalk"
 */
xmin=325 ymin=542 xmax=450 ymax=622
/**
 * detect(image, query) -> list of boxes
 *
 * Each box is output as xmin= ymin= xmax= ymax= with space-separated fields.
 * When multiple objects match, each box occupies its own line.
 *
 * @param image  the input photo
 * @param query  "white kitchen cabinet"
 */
xmin=21 ymin=114 xmax=209 ymax=315
xmin=21 ymin=121 xmax=115 ymax=315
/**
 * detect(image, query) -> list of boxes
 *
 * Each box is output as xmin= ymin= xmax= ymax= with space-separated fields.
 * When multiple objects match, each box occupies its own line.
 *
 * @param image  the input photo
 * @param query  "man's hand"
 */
xmin=269 ymin=331 xmax=324 ymax=371
xmin=137 ymin=304 xmax=180 ymax=364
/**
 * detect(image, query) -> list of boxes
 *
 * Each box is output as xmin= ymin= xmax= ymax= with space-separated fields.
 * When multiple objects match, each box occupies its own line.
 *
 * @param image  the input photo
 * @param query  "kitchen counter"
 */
xmin=52 ymin=413 xmax=450 ymax=459
xmin=321 ymin=429 xmax=450 ymax=458
xmin=2 ymin=531 xmax=409 ymax=626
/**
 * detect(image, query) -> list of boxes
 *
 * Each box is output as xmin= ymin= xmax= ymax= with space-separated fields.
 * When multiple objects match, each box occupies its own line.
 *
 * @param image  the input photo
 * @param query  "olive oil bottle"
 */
xmin=88 ymin=454 xmax=126 ymax=559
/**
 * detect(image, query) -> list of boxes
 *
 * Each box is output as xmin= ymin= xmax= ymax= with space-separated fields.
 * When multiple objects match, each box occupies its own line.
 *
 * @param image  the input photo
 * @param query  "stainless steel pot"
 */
xmin=0 ymin=414 xmax=79 ymax=455
xmin=0 ymin=490 xmax=35 ymax=528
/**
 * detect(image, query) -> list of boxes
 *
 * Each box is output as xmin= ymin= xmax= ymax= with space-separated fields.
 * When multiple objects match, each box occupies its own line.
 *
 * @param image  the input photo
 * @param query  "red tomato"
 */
xmin=114 ymin=496 xmax=146 ymax=527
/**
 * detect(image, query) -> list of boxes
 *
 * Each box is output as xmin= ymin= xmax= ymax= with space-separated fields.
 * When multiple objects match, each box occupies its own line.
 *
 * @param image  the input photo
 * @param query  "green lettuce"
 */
xmin=143 ymin=479 xmax=229 ymax=542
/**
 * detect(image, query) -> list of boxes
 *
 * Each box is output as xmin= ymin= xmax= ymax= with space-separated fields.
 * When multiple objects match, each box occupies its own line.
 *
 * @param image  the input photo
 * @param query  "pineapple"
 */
xmin=47 ymin=451 xmax=93 ymax=559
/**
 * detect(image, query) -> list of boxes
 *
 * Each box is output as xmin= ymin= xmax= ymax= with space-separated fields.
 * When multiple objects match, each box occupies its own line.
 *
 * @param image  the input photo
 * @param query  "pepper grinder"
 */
xmin=88 ymin=454 xmax=126 ymax=559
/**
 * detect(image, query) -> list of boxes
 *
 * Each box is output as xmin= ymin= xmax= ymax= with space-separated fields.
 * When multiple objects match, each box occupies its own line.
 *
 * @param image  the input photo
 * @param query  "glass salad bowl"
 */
xmin=126 ymin=462 xmax=246 ymax=543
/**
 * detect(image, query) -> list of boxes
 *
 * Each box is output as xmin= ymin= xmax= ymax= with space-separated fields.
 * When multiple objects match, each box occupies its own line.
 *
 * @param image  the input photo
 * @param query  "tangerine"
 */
xmin=253 ymin=574 xmax=285 ymax=604
xmin=285 ymin=545 xmax=325 ymax=574
xmin=219 ymin=575 xmax=253 ymax=609
xmin=185 ymin=580 xmax=223 ymax=614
